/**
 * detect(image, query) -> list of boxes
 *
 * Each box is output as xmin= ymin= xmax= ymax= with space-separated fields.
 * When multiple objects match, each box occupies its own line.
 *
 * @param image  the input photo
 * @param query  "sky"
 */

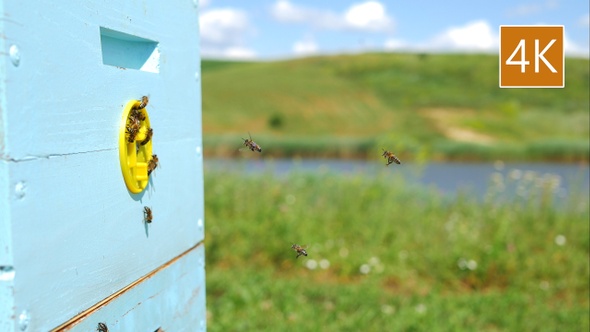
xmin=198 ymin=0 xmax=589 ymax=60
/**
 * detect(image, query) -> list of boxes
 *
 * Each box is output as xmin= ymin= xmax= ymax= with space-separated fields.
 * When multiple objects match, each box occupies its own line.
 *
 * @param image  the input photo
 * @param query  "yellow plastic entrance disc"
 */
xmin=119 ymin=99 xmax=153 ymax=193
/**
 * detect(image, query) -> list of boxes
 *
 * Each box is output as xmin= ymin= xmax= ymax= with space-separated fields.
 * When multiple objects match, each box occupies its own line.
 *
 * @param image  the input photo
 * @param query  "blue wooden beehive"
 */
xmin=0 ymin=1 xmax=205 ymax=330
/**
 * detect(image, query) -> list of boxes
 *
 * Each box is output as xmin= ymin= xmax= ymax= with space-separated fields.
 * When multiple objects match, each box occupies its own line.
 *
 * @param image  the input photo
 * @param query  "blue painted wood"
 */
xmin=1 ymin=0 xmax=204 ymax=330
xmin=60 ymin=244 xmax=206 ymax=332
xmin=0 ymin=1 xmax=202 ymax=160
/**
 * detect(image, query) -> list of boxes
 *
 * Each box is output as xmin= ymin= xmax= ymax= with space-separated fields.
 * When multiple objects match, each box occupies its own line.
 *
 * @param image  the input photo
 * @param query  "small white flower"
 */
xmin=306 ymin=259 xmax=318 ymax=270
xmin=381 ymin=305 xmax=395 ymax=315
xmin=359 ymin=264 xmax=371 ymax=274
xmin=457 ymin=258 xmax=467 ymax=270
xmin=369 ymin=257 xmax=380 ymax=265
xmin=554 ymin=235 xmax=566 ymax=246
xmin=415 ymin=304 xmax=427 ymax=314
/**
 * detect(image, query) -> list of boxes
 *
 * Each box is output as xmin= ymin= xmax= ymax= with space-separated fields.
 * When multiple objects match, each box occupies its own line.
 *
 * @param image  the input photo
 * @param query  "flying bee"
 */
xmin=138 ymin=95 xmax=149 ymax=109
xmin=241 ymin=132 xmax=262 ymax=152
xmin=381 ymin=148 xmax=401 ymax=166
xmin=126 ymin=123 xmax=140 ymax=143
xmin=97 ymin=322 xmax=108 ymax=332
xmin=147 ymin=154 xmax=159 ymax=175
xmin=140 ymin=127 xmax=153 ymax=146
xmin=144 ymin=206 xmax=153 ymax=224
xmin=291 ymin=244 xmax=308 ymax=259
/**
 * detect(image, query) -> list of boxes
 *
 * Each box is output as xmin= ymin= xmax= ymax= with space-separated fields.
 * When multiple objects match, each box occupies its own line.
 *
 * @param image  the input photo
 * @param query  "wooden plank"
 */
xmin=54 ymin=243 xmax=206 ymax=332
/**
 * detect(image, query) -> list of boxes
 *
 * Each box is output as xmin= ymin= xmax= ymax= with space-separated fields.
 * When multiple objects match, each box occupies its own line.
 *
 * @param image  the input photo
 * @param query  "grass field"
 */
xmin=201 ymin=53 xmax=589 ymax=162
xmin=204 ymin=169 xmax=589 ymax=331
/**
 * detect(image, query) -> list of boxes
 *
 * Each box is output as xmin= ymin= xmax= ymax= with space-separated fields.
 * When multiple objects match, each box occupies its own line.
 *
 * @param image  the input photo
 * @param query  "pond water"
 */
xmin=204 ymin=158 xmax=589 ymax=203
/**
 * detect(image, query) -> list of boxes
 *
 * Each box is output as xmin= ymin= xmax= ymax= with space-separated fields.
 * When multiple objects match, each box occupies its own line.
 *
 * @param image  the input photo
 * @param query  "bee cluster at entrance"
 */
xmin=123 ymin=96 xmax=160 ymax=225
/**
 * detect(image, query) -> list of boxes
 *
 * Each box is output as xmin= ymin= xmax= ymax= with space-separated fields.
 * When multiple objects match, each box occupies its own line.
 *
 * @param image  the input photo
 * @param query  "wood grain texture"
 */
xmin=1 ymin=0 xmax=204 ymax=330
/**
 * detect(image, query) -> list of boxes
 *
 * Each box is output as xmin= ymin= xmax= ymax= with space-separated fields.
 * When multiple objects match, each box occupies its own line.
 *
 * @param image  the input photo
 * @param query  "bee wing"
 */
xmin=238 ymin=138 xmax=248 ymax=151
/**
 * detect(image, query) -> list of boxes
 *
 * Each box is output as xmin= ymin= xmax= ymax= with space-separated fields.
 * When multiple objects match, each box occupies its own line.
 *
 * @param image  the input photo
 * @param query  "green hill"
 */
xmin=201 ymin=53 xmax=589 ymax=162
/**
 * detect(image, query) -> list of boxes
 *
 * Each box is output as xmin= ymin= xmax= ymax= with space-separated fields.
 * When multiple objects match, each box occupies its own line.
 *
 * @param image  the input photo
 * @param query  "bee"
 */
xmin=144 ymin=206 xmax=153 ymax=224
xmin=138 ymin=95 xmax=149 ymax=109
xmin=242 ymin=133 xmax=262 ymax=152
xmin=381 ymin=148 xmax=401 ymax=166
xmin=126 ymin=123 xmax=140 ymax=143
xmin=140 ymin=127 xmax=153 ymax=146
xmin=291 ymin=244 xmax=308 ymax=259
xmin=129 ymin=108 xmax=146 ymax=123
xmin=147 ymin=154 xmax=159 ymax=175
xmin=97 ymin=322 xmax=108 ymax=332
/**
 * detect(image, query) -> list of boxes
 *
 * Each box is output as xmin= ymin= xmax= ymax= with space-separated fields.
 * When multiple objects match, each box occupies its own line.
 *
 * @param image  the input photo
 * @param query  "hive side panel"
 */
xmin=2 ymin=0 xmax=204 ymax=329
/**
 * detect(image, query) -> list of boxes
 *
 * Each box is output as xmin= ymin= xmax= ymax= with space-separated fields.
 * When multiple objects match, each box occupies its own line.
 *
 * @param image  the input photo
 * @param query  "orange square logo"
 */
xmin=499 ymin=25 xmax=564 ymax=88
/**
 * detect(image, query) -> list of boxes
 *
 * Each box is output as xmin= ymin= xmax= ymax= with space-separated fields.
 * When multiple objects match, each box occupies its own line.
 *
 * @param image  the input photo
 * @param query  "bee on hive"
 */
xmin=97 ymin=322 xmax=108 ymax=332
xmin=147 ymin=154 xmax=159 ymax=175
xmin=129 ymin=108 xmax=146 ymax=123
xmin=144 ymin=206 xmax=153 ymax=224
xmin=126 ymin=122 xmax=140 ymax=143
xmin=138 ymin=95 xmax=149 ymax=109
xmin=140 ymin=127 xmax=153 ymax=146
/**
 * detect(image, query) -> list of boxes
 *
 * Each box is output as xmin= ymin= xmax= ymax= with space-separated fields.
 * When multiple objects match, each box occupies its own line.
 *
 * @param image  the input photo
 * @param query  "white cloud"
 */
xmin=383 ymin=38 xmax=407 ymax=50
xmin=564 ymin=34 xmax=589 ymax=58
xmin=293 ymin=39 xmax=318 ymax=55
xmin=272 ymin=0 xmax=318 ymax=23
xmin=222 ymin=47 xmax=257 ymax=59
xmin=199 ymin=8 xmax=256 ymax=59
xmin=271 ymin=0 xmax=393 ymax=32
xmin=381 ymin=20 xmax=499 ymax=54
xmin=431 ymin=20 xmax=498 ymax=52
xmin=199 ymin=0 xmax=211 ymax=7
xmin=270 ymin=0 xmax=346 ymax=30
xmin=200 ymin=8 xmax=249 ymax=45
xmin=383 ymin=20 xmax=588 ymax=58
xmin=344 ymin=1 xmax=392 ymax=32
